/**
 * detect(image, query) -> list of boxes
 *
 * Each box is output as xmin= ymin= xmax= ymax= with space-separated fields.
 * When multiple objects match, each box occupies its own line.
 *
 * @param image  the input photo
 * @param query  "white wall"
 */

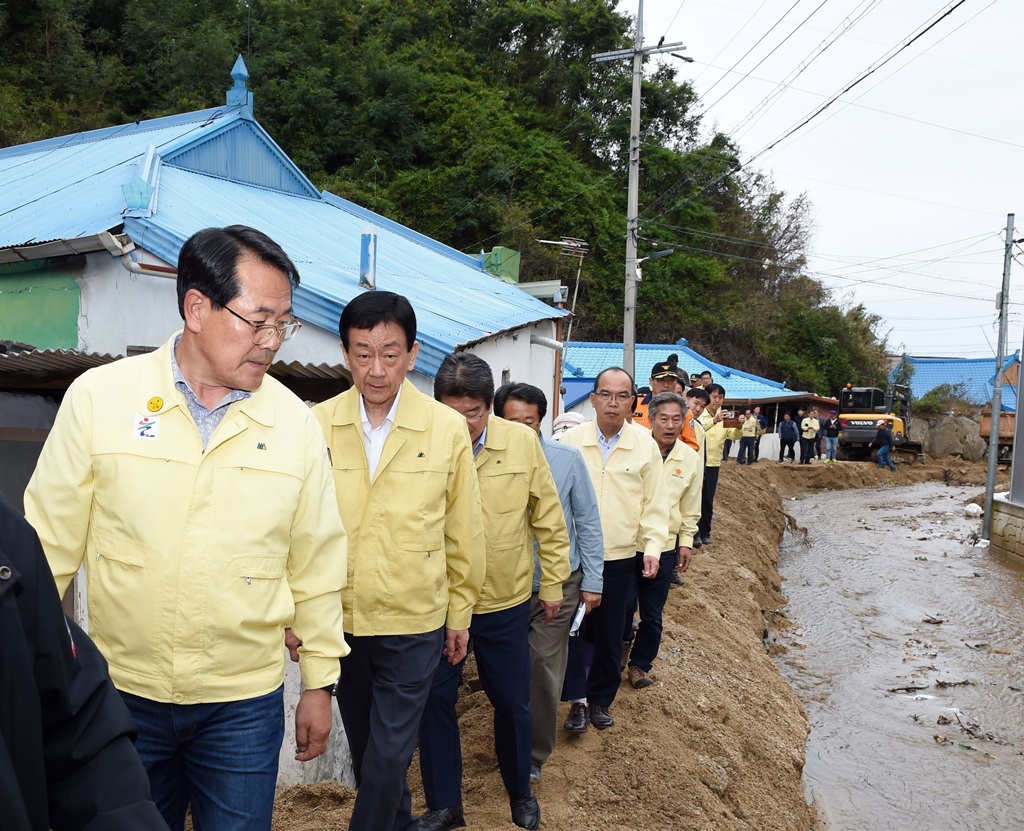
xmin=77 ymin=253 xmax=181 ymax=354
xmin=466 ymin=320 xmax=562 ymax=433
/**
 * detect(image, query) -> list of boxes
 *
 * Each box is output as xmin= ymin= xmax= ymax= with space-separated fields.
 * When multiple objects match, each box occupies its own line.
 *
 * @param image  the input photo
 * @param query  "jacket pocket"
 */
xmin=392 ymin=531 xmax=446 ymax=617
xmin=86 ymin=532 xmax=162 ymax=666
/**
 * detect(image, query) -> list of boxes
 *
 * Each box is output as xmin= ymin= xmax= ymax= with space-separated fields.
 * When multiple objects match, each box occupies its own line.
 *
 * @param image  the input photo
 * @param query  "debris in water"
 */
xmin=923 ymin=615 xmax=944 ymax=625
xmin=937 ymin=715 xmax=953 ymax=725
xmin=935 ymin=679 xmax=975 ymax=688
xmin=964 ymin=642 xmax=989 ymax=650
xmin=888 ymin=684 xmax=929 ymax=693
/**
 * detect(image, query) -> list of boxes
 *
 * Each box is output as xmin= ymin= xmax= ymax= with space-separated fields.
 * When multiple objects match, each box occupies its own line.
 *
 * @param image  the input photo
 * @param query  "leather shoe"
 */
xmin=590 ymin=704 xmax=614 ymax=729
xmin=529 ymin=763 xmax=542 ymax=782
xmin=563 ymin=701 xmax=589 ymax=733
xmin=419 ymin=804 xmax=466 ymax=831
xmin=510 ymin=792 xmax=540 ymax=830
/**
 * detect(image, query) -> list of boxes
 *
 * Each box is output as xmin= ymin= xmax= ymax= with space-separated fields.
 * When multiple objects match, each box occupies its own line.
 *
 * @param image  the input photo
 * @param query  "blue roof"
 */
xmin=562 ymin=339 xmax=803 ymax=408
xmin=0 ymin=61 xmax=564 ymax=377
xmin=891 ymin=354 xmax=1020 ymax=413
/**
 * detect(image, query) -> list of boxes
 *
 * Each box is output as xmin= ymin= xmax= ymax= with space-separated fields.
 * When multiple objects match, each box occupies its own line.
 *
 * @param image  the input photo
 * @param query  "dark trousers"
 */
xmin=561 ymin=620 xmax=589 ymax=702
xmin=582 ymin=557 xmax=636 ymax=707
xmin=698 ymin=465 xmax=720 ymax=540
xmin=338 ymin=628 xmax=444 ymax=831
xmin=799 ymin=436 xmax=815 ymax=463
xmin=778 ymin=437 xmax=796 ymax=462
xmin=625 ymin=550 xmax=676 ymax=672
xmin=738 ymin=436 xmax=756 ymax=464
xmin=721 ymin=437 xmax=733 ymax=461
xmin=419 ymin=600 xmax=532 ymax=808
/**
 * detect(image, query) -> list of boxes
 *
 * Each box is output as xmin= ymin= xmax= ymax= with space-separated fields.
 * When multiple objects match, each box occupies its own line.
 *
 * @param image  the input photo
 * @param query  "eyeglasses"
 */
xmin=594 ymin=391 xmax=634 ymax=403
xmin=222 ymin=305 xmax=302 ymax=345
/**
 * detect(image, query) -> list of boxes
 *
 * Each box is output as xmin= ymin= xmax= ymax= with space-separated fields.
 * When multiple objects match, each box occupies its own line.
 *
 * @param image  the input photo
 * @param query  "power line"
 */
xmin=744 ymin=0 xmax=974 ymax=168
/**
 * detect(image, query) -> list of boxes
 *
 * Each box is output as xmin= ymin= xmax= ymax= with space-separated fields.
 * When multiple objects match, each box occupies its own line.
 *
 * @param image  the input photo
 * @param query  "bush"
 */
xmin=915 ymin=382 xmax=973 ymax=415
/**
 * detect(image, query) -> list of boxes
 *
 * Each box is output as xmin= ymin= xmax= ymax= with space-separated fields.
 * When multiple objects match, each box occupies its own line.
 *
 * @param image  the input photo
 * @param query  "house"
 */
xmin=0 ymin=57 xmax=567 ymax=498
xmin=890 ymin=353 xmax=1020 ymax=412
xmin=562 ymin=338 xmax=835 ymax=425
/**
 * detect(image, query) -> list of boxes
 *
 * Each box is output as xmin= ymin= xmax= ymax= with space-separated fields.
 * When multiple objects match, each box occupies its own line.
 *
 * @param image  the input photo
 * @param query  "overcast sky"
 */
xmin=630 ymin=0 xmax=1021 ymax=360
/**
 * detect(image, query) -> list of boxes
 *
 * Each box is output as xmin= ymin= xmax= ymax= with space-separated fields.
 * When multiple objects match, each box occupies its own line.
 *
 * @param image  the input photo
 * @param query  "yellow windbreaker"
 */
xmin=560 ymin=420 xmax=669 ymax=561
xmin=473 ymin=416 xmax=570 ymax=613
xmin=660 ymin=438 xmax=704 ymax=549
xmin=312 ymin=380 xmax=486 ymax=634
xmin=24 ymin=336 xmax=348 ymax=703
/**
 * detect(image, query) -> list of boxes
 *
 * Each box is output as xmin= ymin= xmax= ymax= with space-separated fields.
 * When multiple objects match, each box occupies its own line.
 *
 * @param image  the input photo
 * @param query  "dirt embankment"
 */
xmin=273 ymin=458 xmax=996 ymax=831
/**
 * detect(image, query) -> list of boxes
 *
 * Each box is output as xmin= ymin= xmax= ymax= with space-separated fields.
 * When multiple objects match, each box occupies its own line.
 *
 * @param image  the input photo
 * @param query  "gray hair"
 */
xmin=434 ymin=352 xmax=495 ymax=406
xmin=649 ymin=391 xmax=687 ymax=420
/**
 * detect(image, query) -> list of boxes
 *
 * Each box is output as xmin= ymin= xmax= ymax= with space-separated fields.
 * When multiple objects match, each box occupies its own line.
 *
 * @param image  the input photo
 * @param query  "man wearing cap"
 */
xmin=871 ymin=419 xmax=897 ymax=472
xmin=823 ymin=410 xmax=841 ymax=463
xmin=634 ymin=355 xmax=699 ymax=453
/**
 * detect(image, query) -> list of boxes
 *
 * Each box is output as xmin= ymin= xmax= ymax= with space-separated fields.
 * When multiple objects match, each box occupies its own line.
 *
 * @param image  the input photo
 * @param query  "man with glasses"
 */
xmin=559 ymin=368 xmax=668 ymax=730
xmin=24 ymin=225 xmax=349 ymax=831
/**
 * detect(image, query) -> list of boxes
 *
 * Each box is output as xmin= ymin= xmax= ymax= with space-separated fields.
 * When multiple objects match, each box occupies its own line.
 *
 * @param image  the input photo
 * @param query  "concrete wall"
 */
xmin=991 ymin=493 xmax=1024 ymax=562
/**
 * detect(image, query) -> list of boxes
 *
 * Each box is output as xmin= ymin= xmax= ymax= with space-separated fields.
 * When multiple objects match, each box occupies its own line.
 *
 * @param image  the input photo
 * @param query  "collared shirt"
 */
xmin=360 ymin=388 xmax=402 ymax=480
xmin=169 ymin=333 xmax=250 ymax=450
xmin=533 ymin=436 xmax=604 ymax=595
xmin=596 ymin=421 xmax=624 ymax=463
xmin=473 ymin=426 xmax=488 ymax=457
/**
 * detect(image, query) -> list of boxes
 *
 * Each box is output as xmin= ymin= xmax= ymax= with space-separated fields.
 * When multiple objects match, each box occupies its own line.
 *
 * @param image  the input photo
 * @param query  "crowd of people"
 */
xmin=6 ymin=224 xmax=854 ymax=831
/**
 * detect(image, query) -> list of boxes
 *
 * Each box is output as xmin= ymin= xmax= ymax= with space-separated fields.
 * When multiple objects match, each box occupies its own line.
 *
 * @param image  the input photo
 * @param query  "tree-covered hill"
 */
xmin=0 ymin=0 xmax=888 ymax=394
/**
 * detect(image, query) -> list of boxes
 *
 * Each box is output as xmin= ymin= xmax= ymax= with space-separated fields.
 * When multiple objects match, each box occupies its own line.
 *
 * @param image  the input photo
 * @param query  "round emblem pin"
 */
xmin=147 ymin=396 xmax=163 ymax=412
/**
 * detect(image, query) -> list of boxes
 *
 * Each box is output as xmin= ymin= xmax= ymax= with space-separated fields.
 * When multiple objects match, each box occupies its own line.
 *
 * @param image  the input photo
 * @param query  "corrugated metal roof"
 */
xmin=0 ymin=348 xmax=120 ymax=384
xmin=0 ymin=94 xmax=564 ymax=378
xmin=0 ymin=108 xmax=231 ymax=248
xmin=891 ymin=353 xmax=1020 ymax=412
xmin=124 ymin=167 xmax=564 ymax=376
xmin=562 ymin=340 xmax=802 ymax=405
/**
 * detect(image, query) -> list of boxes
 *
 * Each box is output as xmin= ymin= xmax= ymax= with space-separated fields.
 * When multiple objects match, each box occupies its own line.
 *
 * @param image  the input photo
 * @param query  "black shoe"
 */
xmin=692 ymin=535 xmax=702 ymax=549
xmin=670 ymin=570 xmax=684 ymax=586
xmin=590 ymin=704 xmax=614 ymax=729
xmin=564 ymin=701 xmax=589 ymax=733
xmin=510 ymin=792 xmax=540 ymax=831
xmin=419 ymin=805 xmax=466 ymax=831
xmin=701 ymin=535 xmax=711 ymax=546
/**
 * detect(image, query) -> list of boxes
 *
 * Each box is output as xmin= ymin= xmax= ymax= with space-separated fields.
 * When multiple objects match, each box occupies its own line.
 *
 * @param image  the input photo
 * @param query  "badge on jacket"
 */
xmin=134 ymin=414 xmax=160 ymax=440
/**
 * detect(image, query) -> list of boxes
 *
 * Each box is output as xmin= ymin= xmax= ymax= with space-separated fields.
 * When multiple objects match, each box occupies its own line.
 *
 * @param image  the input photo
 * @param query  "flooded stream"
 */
xmin=776 ymin=482 xmax=1024 ymax=830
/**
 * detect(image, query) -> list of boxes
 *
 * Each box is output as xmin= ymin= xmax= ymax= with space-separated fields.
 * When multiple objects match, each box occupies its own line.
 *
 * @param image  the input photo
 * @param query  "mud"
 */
xmin=271 ymin=458 xmax=1001 ymax=830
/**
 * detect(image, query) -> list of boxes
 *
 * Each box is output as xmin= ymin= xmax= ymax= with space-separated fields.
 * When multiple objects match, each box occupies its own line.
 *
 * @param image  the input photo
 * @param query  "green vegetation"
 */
xmin=0 ymin=0 xmax=889 ymax=393
xmin=914 ymin=382 xmax=974 ymax=415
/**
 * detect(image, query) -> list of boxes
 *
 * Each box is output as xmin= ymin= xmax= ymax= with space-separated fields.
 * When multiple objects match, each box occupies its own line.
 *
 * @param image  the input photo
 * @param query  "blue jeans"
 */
xmin=120 ymin=687 xmax=284 ymax=831
xmin=877 ymin=444 xmax=896 ymax=471
xmin=825 ymin=436 xmax=838 ymax=460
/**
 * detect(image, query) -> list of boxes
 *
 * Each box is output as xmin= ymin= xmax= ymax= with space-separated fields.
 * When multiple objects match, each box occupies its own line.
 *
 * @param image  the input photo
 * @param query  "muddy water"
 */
xmin=775 ymin=482 xmax=1024 ymax=830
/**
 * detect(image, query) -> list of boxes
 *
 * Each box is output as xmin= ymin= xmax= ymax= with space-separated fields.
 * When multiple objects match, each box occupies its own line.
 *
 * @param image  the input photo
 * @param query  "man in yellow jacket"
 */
xmin=697 ymin=382 xmax=729 ymax=545
xmin=419 ymin=353 xmax=570 ymax=831
xmin=624 ymin=392 xmax=704 ymax=689
xmin=24 ymin=226 xmax=348 ymax=831
xmin=559 ymin=367 xmax=669 ymax=731
xmin=309 ymin=291 xmax=486 ymax=831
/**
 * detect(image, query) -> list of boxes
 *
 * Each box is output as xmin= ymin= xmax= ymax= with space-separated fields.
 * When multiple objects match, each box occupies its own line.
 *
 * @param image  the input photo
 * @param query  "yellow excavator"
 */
xmin=837 ymin=383 xmax=924 ymax=463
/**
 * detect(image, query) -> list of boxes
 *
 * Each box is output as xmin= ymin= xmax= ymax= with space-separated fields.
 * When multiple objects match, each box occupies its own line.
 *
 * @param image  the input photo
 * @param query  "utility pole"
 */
xmin=984 ymin=213 xmax=1015 ymax=540
xmin=593 ymin=0 xmax=688 ymax=380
